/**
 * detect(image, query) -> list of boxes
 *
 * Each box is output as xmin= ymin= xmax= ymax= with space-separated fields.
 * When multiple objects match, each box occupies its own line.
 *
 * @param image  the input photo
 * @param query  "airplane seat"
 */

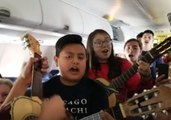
xmin=42 ymin=69 xmax=59 ymax=82
xmin=49 ymin=69 xmax=59 ymax=78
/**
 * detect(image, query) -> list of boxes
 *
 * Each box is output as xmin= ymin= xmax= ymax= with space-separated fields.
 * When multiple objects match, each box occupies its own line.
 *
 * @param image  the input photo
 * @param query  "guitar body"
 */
xmin=0 ymin=34 xmax=43 ymax=120
xmin=96 ymin=78 xmax=117 ymax=107
xmin=10 ymin=96 xmax=42 ymax=120
xmin=9 ymin=34 xmax=43 ymax=120
xmin=81 ymin=85 xmax=171 ymax=120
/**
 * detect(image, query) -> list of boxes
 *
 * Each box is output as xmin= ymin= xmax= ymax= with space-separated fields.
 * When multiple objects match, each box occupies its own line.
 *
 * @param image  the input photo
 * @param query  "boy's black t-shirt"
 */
xmin=26 ymin=76 xmax=109 ymax=119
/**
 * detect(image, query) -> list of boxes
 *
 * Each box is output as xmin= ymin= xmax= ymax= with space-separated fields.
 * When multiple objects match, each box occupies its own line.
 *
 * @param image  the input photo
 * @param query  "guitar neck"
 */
xmin=112 ymin=63 xmax=139 ymax=90
xmin=80 ymin=103 xmax=124 ymax=120
xmin=80 ymin=85 xmax=171 ymax=120
xmin=80 ymin=112 xmax=102 ymax=120
xmin=31 ymin=53 xmax=43 ymax=99
xmin=112 ymin=51 xmax=155 ymax=90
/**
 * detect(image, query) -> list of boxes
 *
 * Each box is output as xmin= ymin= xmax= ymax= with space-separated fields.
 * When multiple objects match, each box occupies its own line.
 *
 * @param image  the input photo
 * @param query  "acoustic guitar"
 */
xmin=96 ymin=36 xmax=171 ymax=91
xmin=11 ymin=34 xmax=43 ymax=120
xmin=0 ymin=34 xmax=43 ymax=120
xmin=81 ymin=85 xmax=171 ymax=120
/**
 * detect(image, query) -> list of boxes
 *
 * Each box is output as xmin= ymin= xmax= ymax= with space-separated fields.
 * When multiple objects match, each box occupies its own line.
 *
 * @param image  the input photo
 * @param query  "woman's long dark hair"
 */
xmin=86 ymin=29 xmax=122 ymax=80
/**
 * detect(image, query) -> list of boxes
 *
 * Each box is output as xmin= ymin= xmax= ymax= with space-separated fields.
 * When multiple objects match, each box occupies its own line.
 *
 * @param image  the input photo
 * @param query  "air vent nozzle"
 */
xmin=0 ymin=8 xmax=10 ymax=18
xmin=167 ymin=12 xmax=171 ymax=26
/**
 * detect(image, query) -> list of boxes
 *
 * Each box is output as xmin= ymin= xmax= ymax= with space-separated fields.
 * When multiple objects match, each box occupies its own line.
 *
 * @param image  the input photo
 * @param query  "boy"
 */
xmin=141 ymin=30 xmax=163 ymax=80
xmin=2 ymin=34 xmax=112 ymax=120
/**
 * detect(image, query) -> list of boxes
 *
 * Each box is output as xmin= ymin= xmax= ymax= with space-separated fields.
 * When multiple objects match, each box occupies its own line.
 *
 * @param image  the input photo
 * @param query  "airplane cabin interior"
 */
xmin=0 ymin=0 xmax=171 ymax=84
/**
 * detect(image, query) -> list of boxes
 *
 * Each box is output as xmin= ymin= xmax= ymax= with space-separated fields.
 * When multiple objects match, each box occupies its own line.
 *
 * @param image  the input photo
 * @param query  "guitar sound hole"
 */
xmin=25 ymin=115 xmax=38 ymax=120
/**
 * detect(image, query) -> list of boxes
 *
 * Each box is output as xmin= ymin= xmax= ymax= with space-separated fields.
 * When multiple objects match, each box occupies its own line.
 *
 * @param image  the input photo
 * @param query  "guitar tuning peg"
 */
xmin=25 ymin=39 xmax=29 ymax=43
xmin=143 ymin=89 xmax=147 ymax=92
xmin=148 ymin=105 xmax=152 ymax=110
xmin=162 ymin=110 xmax=168 ymax=115
xmin=158 ymin=102 xmax=162 ymax=108
xmin=144 ymin=95 xmax=149 ymax=100
xmin=152 ymin=112 xmax=157 ymax=118
xmin=141 ymin=115 xmax=145 ymax=119
xmin=22 ymin=34 xmax=29 ymax=40
xmin=138 ymin=108 xmax=142 ymax=113
xmin=22 ymin=36 xmax=27 ymax=41
xmin=134 ymin=99 xmax=139 ymax=104
xmin=25 ymin=34 xmax=29 ymax=38
xmin=154 ymin=91 xmax=158 ymax=97
xmin=134 ymin=93 xmax=138 ymax=96
xmin=141 ymin=115 xmax=147 ymax=119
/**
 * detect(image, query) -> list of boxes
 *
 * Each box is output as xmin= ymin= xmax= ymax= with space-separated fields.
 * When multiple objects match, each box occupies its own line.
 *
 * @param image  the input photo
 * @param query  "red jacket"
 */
xmin=87 ymin=58 xmax=153 ymax=102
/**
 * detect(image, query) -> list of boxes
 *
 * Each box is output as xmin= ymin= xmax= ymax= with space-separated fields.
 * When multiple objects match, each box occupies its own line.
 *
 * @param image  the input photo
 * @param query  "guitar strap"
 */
xmin=169 ymin=62 xmax=171 ymax=80
xmin=94 ymin=80 xmax=118 ymax=93
xmin=106 ymin=103 xmax=124 ymax=120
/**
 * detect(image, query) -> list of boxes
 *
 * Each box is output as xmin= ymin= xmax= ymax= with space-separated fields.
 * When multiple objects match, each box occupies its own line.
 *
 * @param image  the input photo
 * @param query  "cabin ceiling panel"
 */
xmin=63 ymin=0 xmax=171 ymax=31
xmin=136 ymin=0 xmax=171 ymax=27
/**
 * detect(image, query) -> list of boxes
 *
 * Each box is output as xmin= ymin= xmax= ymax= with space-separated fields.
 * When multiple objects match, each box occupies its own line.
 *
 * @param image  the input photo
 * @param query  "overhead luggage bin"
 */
xmin=0 ymin=0 xmax=42 ymax=27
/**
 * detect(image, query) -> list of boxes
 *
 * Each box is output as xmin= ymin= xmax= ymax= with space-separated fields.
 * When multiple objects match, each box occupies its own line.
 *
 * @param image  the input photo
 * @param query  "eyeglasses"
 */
xmin=93 ymin=39 xmax=112 ymax=47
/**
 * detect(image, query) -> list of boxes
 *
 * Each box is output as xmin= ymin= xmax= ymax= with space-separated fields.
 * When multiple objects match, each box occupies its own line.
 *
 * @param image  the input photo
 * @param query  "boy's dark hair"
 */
xmin=136 ymin=32 xmax=143 ymax=40
xmin=55 ymin=34 xmax=86 ymax=56
xmin=0 ymin=74 xmax=2 ymax=78
xmin=143 ymin=30 xmax=154 ymax=36
xmin=124 ymin=38 xmax=142 ymax=50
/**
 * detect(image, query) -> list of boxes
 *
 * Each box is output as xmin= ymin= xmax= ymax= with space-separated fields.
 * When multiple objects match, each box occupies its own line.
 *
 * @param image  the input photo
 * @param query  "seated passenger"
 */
xmin=0 ymin=78 xmax=13 ymax=106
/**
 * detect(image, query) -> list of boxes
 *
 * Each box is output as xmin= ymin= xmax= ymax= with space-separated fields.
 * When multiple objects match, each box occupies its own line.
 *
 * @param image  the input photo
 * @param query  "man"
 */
xmin=136 ymin=32 xmax=143 ymax=41
xmin=141 ymin=30 xmax=163 ymax=82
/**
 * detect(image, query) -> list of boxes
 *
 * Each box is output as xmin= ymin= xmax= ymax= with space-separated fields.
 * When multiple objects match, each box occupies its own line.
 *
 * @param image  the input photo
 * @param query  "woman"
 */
xmin=86 ymin=29 xmax=152 ymax=103
xmin=123 ymin=38 xmax=153 ymax=92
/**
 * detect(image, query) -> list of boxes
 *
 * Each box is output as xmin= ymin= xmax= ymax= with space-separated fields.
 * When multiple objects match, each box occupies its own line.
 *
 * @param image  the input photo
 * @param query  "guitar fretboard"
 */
xmin=31 ymin=53 xmax=43 ymax=99
xmin=80 ymin=103 xmax=123 ymax=120
xmin=80 ymin=112 xmax=101 ymax=120
xmin=112 ymin=63 xmax=139 ymax=90
xmin=112 ymin=51 xmax=154 ymax=90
